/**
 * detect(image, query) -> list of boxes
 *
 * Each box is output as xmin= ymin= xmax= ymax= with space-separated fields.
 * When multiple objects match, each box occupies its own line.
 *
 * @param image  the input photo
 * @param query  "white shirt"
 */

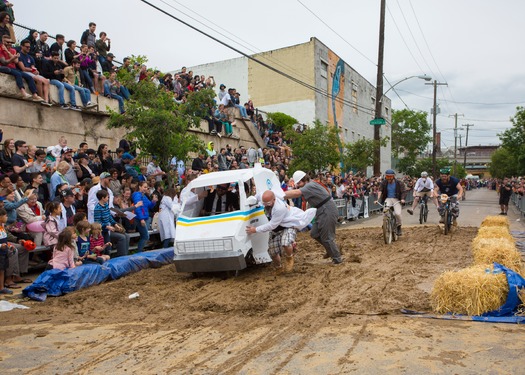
xmin=220 ymin=93 xmax=231 ymax=106
xmin=414 ymin=177 xmax=434 ymax=192
xmin=255 ymin=197 xmax=316 ymax=233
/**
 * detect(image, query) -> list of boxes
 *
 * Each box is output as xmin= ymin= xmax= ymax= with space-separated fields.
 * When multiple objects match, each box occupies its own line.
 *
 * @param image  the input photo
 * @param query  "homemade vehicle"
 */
xmin=174 ymin=165 xmax=284 ymax=273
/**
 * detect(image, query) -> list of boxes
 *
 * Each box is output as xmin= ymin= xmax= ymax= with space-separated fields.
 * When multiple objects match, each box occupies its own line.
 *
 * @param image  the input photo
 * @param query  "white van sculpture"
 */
xmin=174 ymin=164 xmax=284 ymax=273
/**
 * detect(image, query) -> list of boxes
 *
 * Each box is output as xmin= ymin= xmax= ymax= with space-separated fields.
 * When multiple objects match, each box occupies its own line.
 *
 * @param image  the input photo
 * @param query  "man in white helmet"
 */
xmin=407 ymin=171 xmax=438 ymax=215
xmin=284 ymin=171 xmax=343 ymax=264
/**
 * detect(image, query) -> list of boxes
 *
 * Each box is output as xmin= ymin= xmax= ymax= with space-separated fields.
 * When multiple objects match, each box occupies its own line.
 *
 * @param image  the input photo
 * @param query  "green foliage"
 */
xmin=391 ymin=109 xmax=432 ymax=174
xmin=266 ymin=112 xmax=298 ymax=133
xmin=410 ymin=157 xmax=466 ymax=178
xmin=489 ymin=148 xmax=519 ymax=178
xmin=287 ymin=119 xmax=340 ymax=174
xmin=108 ymin=75 xmax=215 ymax=186
xmin=497 ymin=106 xmax=525 ymax=175
xmin=342 ymin=137 xmax=388 ymax=175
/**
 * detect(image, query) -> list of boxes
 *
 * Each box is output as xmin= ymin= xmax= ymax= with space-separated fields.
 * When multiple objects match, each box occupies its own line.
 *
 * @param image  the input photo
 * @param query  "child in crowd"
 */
xmin=76 ymin=221 xmax=108 ymax=264
xmin=72 ymin=212 xmax=87 ymax=227
xmin=47 ymin=227 xmax=82 ymax=270
xmin=93 ymin=189 xmax=119 ymax=244
xmin=89 ymin=222 xmax=111 ymax=260
xmin=42 ymin=201 xmax=61 ymax=247
xmin=0 ymin=208 xmax=14 ymax=294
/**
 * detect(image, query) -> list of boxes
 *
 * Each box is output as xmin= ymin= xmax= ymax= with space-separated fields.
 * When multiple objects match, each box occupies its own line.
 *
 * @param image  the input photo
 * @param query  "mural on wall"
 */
xmin=327 ymin=51 xmax=345 ymax=169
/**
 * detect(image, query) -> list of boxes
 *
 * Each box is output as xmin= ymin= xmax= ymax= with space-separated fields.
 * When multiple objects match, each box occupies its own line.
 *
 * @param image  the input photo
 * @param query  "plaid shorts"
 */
xmin=268 ymin=228 xmax=296 ymax=257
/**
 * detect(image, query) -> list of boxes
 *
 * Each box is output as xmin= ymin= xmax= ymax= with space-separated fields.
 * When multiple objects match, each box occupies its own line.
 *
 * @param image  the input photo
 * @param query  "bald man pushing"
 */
xmin=246 ymin=190 xmax=315 ymax=274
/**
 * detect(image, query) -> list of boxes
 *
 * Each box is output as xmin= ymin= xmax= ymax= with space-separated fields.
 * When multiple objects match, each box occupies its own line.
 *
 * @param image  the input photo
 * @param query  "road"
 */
xmin=347 ymin=188 xmax=525 ymax=232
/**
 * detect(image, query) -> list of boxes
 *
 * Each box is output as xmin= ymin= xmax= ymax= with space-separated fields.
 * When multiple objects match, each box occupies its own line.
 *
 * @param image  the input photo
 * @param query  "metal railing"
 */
xmin=333 ymin=190 xmax=414 ymax=220
xmin=510 ymin=193 xmax=525 ymax=217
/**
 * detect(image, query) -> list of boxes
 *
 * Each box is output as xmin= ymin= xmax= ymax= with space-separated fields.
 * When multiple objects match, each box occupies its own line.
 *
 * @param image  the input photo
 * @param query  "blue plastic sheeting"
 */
xmin=401 ymin=262 xmax=525 ymax=324
xmin=23 ymin=248 xmax=174 ymax=301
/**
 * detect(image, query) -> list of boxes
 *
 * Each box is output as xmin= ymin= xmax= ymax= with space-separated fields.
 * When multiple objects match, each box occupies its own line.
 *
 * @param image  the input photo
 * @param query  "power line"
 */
xmin=295 ymin=0 xmax=377 ymax=66
xmin=161 ymin=0 xmax=314 ymax=84
xmin=139 ymin=0 xmax=377 ymax=116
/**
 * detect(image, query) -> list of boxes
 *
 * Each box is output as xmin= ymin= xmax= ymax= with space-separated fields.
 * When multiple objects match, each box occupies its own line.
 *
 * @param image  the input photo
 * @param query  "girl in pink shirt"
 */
xmin=47 ymin=228 xmax=82 ymax=270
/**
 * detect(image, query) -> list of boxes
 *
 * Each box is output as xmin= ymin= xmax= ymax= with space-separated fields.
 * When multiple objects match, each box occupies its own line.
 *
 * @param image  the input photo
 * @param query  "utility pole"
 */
xmin=425 ymin=80 xmax=448 ymax=179
xmin=462 ymin=124 xmax=474 ymax=169
xmin=373 ymin=0 xmax=386 ymax=176
xmin=449 ymin=113 xmax=464 ymax=175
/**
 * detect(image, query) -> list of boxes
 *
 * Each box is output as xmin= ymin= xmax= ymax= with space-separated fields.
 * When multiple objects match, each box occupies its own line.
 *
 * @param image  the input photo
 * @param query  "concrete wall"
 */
xmin=0 ymin=73 xmax=124 ymax=150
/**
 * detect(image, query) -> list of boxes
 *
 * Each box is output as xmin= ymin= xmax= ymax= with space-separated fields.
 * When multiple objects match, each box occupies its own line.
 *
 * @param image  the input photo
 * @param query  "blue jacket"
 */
xmin=131 ymin=192 xmax=156 ymax=220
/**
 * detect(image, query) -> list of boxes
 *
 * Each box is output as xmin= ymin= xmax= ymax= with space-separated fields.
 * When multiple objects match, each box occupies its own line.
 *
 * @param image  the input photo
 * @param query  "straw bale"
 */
xmin=431 ymin=264 xmax=508 ymax=316
xmin=475 ymin=226 xmax=514 ymax=241
xmin=471 ymin=238 xmax=522 ymax=272
xmin=480 ymin=215 xmax=510 ymax=229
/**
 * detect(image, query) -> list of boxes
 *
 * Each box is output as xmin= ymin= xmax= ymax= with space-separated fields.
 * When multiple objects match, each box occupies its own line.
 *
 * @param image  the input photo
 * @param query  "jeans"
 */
xmin=162 ymin=238 xmax=172 ymax=248
xmin=80 ymin=68 xmax=94 ymax=91
xmin=50 ymin=79 xmax=77 ymax=106
xmin=223 ymin=121 xmax=232 ymax=135
xmin=74 ymin=85 xmax=91 ymax=106
xmin=110 ymin=92 xmax=125 ymax=113
xmin=135 ymin=217 xmax=151 ymax=252
xmin=235 ymin=104 xmax=248 ymax=117
xmin=0 ymin=66 xmax=38 ymax=94
xmin=103 ymin=229 xmax=130 ymax=257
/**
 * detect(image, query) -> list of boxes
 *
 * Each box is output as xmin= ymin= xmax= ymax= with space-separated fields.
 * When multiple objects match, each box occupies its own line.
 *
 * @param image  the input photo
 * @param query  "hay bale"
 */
xmin=431 ymin=264 xmax=508 ymax=316
xmin=476 ymin=226 xmax=514 ymax=241
xmin=471 ymin=238 xmax=522 ymax=272
xmin=480 ymin=215 xmax=510 ymax=229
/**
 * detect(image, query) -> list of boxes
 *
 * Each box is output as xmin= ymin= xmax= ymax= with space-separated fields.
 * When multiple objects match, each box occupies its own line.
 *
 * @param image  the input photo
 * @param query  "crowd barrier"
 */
xmin=510 ymin=193 xmax=525 ymax=217
xmin=333 ymin=190 xmax=414 ymax=220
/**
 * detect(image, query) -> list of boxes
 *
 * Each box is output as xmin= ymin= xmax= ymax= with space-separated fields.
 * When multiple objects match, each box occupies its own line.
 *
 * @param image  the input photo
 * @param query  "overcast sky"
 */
xmin=15 ymin=0 xmax=525 ymax=149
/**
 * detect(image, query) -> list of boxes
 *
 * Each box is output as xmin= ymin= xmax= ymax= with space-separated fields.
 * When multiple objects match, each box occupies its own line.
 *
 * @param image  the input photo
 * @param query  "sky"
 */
xmin=14 ymin=0 xmax=525 ymax=149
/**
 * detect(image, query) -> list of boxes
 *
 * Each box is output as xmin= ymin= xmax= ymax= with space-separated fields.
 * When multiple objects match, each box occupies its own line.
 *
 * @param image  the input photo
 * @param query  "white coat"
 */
xmin=158 ymin=195 xmax=180 ymax=241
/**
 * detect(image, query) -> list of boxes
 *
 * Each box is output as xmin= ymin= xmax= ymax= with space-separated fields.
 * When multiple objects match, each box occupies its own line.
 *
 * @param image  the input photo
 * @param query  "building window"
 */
xmin=320 ymin=60 xmax=328 ymax=79
xmin=352 ymin=88 xmax=358 ymax=114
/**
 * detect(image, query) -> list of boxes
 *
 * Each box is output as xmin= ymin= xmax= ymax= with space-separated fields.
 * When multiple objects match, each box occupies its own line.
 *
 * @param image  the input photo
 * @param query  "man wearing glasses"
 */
xmin=0 ymin=35 xmax=43 ymax=101
xmin=12 ymin=140 xmax=34 ymax=183
xmin=202 ymin=183 xmax=239 ymax=216
xmin=246 ymin=190 xmax=315 ymax=274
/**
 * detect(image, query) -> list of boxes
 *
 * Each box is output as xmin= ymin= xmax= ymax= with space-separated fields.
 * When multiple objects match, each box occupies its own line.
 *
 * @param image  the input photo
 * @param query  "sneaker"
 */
xmin=70 ymin=105 xmax=82 ymax=111
xmin=397 ymin=226 xmax=402 ymax=236
xmin=499 ymin=212 xmax=505 ymax=215
xmin=439 ymin=217 xmax=444 ymax=224
xmin=60 ymin=104 xmax=69 ymax=110
xmin=217 ymin=132 xmax=222 ymax=138
xmin=407 ymin=209 xmax=413 ymax=215
xmin=40 ymin=101 xmax=52 ymax=107
xmin=273 ymin=265 xmax=284 ymax=276
xmin=21 ymin=93 xmax=32 ymax=100
xmin=0 ymin=288 xmax=13 ymax=295
xmin=332 ymin=258 xmax=343 ymax=265
xmin=322 ymin=252 xmax=330 ymax=259
xmin=32 ymin=95 xmax=44 ymax=102
xmin=210 ymin=130 xmax=217 ymax=135
xmin=283 ymin=255 xmax=294 ymax=273
xmin=85 ymin=102 xmax=97 ymax=109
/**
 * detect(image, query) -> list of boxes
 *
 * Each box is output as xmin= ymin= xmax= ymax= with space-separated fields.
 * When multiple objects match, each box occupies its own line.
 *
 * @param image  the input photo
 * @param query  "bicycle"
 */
xmin=419 ymin=195 xmax=429 ymax=224
xmin=439 ymin=194 xmax=458 ymax=235
xmin=377 ymin=201 xmax=401 ymax=244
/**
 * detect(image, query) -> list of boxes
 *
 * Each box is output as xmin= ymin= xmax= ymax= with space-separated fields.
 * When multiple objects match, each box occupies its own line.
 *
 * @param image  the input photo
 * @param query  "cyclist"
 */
xmin=407 ymin=171 xmax=438 ymax=215
xmin=434 ymin=168 xmax=463 ymax=223
xmin=375 ymin=169 xmax=407 ymax=236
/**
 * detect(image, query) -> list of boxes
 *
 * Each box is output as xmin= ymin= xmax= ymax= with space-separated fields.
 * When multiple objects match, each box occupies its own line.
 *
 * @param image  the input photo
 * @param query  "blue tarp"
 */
xmin=402 ymin=262 xmax=525 ymax=324
xmin=23 ymin=248 xmax=174 ymax=301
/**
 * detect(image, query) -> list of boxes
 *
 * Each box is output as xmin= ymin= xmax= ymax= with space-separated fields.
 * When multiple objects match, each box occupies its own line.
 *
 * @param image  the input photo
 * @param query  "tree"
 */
xmin=412 ymin=157 xmax=467 ymax=178
xmin=286 ymin=119 xmax=340 ymax=174
xmin=266 ymin=112 xmax=298 ymax=133
xmin=391 ymin=109 xmax=432 ymax=174
xmin=489 ymin=148 xmax=519 ymax=178
xmin=108 ymin=69 xmax=216 ymax=186
xmin=342 ymin=137 xmax=388 ymax=175
xmin=497 ymin=106 xmax=525 ymax=175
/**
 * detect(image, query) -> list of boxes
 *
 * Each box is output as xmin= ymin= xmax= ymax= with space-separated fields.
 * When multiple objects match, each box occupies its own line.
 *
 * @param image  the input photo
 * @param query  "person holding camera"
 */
xmin=498 ymin=177 xmax=513 ymax=216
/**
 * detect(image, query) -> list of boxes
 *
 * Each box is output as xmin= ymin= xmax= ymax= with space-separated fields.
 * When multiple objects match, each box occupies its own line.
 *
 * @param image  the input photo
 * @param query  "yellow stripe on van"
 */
xmin=177 ymin=210 xmax=265 ymax=227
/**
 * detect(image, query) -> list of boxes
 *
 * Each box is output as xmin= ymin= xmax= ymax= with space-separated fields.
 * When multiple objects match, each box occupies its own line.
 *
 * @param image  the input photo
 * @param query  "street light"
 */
xmin=383 ymin=75 xmax=432 ymax=97
xmin=425 ymin=80 xmax=448 ymax=178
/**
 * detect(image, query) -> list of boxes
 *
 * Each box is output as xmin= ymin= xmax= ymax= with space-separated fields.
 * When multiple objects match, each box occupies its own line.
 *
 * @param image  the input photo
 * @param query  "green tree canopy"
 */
xmin=266 ymin=112 xmax=298 ymax=133
xmin=489 ymin=148 xmax=519 ymax=178
xmin=286 ymin=119 xmax=340 ymax=175
xmin=108 ymin=64 xmax=215 ymax=185
xmin=342 ymin=137 xmax=388 ymax=175
xmin=497 ymin=106 xmax=525 ymax=175
xmin=411 ymin=157 xmax=466 ymax=179
xmin=391 ymin=109 xmax=432 ymax=174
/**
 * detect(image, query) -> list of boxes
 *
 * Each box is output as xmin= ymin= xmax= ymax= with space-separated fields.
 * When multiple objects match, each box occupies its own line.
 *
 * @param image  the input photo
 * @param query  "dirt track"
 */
xmin=3 ymin=223 xmax=525 ymax=374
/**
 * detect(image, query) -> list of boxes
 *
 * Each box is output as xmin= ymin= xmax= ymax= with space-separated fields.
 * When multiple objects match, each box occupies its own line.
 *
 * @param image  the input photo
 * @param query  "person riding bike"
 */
xmin=375 ymin=169 xmax=407 ymax=236
xmin=407 ymin=171 xmax=438 ymax=215
xmin=434 ymin=168 xmax=464 ymax=224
